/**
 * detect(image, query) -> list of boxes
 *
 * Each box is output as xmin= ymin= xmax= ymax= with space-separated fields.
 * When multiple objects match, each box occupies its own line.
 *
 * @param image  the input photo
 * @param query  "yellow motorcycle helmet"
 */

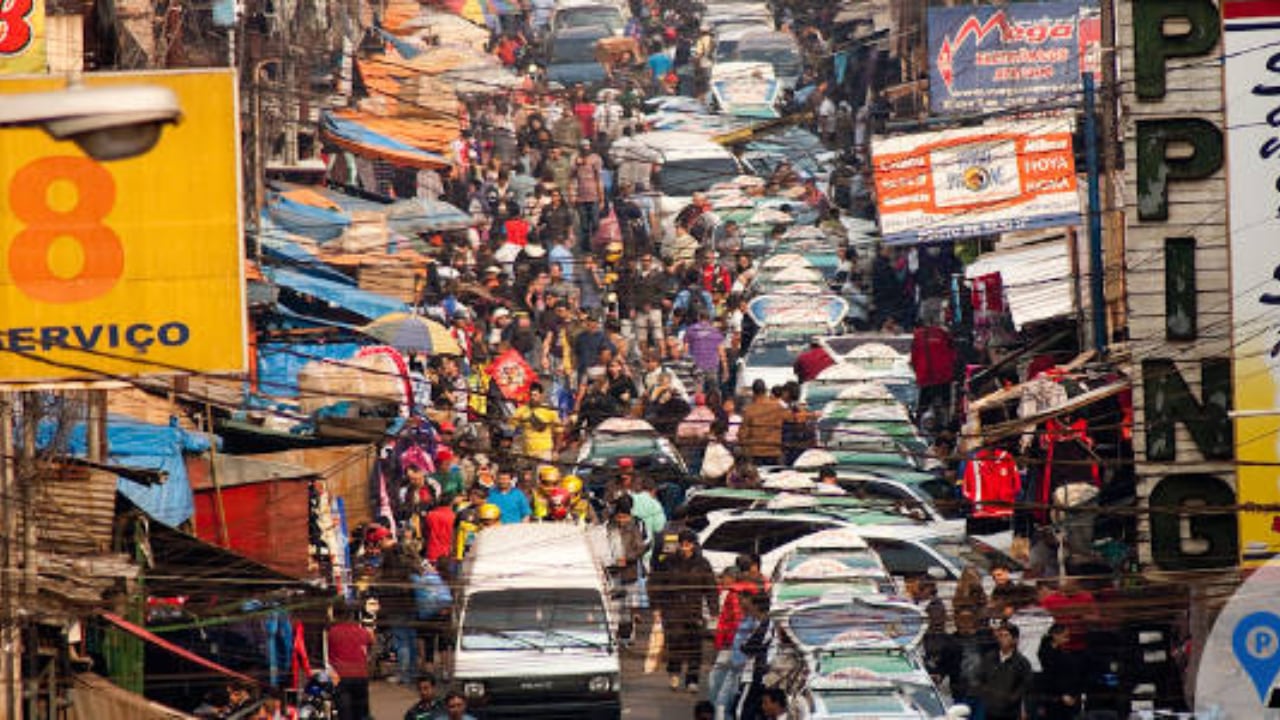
xmin=604 ymin=241 xmax=624 ymax=265
xmin=478 ymin=503 xmax=502 ymax=522
xmin=537 ymin=465 xmax=562 ymax=487
xmin=562 ymin=474 xmax=584 ymax=496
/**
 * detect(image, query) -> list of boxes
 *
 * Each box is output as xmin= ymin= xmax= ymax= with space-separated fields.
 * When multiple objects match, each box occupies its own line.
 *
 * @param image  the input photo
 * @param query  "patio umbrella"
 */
xmin=360 ymin=312 xmax=462 ymax=354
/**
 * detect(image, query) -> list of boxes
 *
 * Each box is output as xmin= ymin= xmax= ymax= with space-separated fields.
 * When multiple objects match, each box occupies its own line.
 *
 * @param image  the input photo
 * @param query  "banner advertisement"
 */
xmin=0 ymin=0 xmax=46 ymax=74
xmin=871 ymin=119 xmax=1080 ymax=245
xmin=927 ymin=1 xmax=1098 ymax=115
xmin=0 ymin=70 xmax=246 ymax=382
xmin=1226 ymin=1 xmax=1280 ymax=576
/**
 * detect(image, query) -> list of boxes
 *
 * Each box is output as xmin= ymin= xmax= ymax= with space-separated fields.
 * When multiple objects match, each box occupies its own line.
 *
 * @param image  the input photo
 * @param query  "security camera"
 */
xmin=0 ymin=84 xmax=182 ymax=161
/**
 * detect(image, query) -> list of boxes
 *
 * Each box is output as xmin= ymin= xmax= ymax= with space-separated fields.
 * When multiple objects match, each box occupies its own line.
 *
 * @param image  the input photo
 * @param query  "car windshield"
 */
xmin=559 ymin=7 xmax=621 ymax=31
xmin=551 ymin=36 xmax=600 ymax=64
xmin=748 ymin=342 xmax=804 ymax=366
xmin=736 ymin=46 xmax=799 ymax=72
xmin=816 ymin=692 xmax=910 ymax=715
xmin=656 ymin=157 xmax=740 ymax=196
xmin=590 ymin=433 xmax=662 ymax=459
xmin=924 ymin=536 xmax=1022 ymax=574
xmin=462 ymin=588 xmax=610 ymax=650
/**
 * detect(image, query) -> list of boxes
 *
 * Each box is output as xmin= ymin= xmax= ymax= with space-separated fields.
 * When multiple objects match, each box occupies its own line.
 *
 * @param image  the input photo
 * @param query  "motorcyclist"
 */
xmin=532 ymin=464 xmax=563 ymax=520
xmin=454 ymin=503 xmax=501 ymax=560
xmin=561 ymin=475 xmax=597 ymax=525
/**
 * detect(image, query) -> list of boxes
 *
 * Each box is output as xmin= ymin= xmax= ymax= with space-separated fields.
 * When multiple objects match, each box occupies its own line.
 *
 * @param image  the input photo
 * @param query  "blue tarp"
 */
xmin=314 ymin=189 xmax=473 ymax=236
xmin=320 ymin=112 xmax=451 ymax=169
xmin=268 ymin=267 xmax=409 ymax=321
xmin=266 ymin=193 xmax=351 ymax=242
xmin=259 ymin=221 xmax=356 ymax=286
xmin=257 ymin=342 xmax=364 ymax=398
xmin=42 ymin=416 xmax=210 ymax=528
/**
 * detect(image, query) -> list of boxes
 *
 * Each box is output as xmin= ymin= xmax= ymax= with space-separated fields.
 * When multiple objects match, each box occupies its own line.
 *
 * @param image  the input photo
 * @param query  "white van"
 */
xmin=609 ymin=130 xmax=742 ymax=246
xmin=451 ymin=523 xmax=621 ymax=719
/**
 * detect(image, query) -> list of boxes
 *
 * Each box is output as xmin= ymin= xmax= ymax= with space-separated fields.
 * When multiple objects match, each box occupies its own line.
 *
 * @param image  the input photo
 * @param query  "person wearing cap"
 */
xmin=605 ymin=456 xmax=638 ymax=507
xmin=570 ymin=138 xmax=604 ymax=252
xmin=432 ymin=446 xmax=465 ymax=499
xmin=649 ymin=528 xmax=718 ymax=693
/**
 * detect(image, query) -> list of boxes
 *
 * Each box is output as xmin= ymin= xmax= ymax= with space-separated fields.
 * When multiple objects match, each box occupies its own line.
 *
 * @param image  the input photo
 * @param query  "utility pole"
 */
xmin=1 ymin=393 xmax=18 ymax=720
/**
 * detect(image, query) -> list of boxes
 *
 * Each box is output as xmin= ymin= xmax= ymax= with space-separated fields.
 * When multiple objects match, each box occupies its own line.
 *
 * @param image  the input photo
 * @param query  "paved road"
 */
xmin=367 ymin=617 xmax=709 ymax=719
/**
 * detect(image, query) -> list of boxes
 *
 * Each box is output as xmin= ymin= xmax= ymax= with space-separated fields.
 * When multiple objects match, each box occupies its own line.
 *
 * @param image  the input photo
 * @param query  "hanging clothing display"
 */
xmin=962 ymin=448 xmax=1021 ymax=519
xmin=1038 ymin=417 xmax=1100 ymax=520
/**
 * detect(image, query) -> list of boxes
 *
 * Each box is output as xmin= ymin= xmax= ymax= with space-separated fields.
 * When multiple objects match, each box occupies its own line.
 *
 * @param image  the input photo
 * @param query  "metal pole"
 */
xmin=1083 ymin=73 xmax=1107 ymax=355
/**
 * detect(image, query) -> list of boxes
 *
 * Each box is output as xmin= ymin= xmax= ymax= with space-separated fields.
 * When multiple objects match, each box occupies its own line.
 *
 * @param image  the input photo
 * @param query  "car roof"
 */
xmin=467 ymin=524 xmax=604 ymax=590
xmin=594 ymin=417 xmax=658 ymax=435
xmin=628 ymin=130 xmax=736 ymax=161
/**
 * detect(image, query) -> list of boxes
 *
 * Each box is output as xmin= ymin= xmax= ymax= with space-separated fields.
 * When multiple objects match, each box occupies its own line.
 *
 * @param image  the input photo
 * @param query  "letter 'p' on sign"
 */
xmin=0 ymin=70 xmax=246 ymax=382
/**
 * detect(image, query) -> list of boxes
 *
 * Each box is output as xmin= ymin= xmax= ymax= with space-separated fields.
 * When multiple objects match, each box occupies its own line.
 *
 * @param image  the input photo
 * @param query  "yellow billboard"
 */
xmin=0 ymin=0 xmax=45 ymax=74
xmin=0 ymin=70 xmax=246 ymax=382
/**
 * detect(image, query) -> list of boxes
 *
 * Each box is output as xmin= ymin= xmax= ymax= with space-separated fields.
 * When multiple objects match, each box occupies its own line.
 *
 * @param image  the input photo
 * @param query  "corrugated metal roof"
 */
xmin=966 ymin=240 xmax=1074 ymax=330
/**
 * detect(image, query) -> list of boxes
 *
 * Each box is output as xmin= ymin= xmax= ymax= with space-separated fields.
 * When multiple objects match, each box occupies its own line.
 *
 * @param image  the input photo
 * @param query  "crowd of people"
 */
xmin=192 ymin=0 xmax=1146 ymax=715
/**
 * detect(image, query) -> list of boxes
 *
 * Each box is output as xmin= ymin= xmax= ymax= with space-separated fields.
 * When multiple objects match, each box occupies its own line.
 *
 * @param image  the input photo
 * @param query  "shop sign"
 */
xmin=0 ymin=0 xmax=44 ymax=74
xmin=927 ymin=1 xmax=1099 ymax=115
xmin=0 ymin=70 xmax=246 ymax=382
xmin=871 ymin=119 xmax=1080 ymax=244
xmin=1225 ymin=0 xmax=1280 ymax=567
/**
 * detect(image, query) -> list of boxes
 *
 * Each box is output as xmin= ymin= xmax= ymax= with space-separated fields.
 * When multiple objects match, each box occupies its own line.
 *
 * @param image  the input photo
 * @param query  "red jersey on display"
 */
xmin=962 ymin=448 xmax=1020 ymax=518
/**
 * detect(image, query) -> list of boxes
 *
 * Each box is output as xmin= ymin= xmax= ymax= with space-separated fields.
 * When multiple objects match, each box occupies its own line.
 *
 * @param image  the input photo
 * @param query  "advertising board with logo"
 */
xmin=0 ymin=70 xmax=246 ymax=382
xmin=928 ymin=1 xmax=1099 ymax=115
xmin=1225 ymin=0 xmax=1280 ymax=570
xmin=0 ymin=0 xmax=44 ymax=74
xmin=871 ymin=119 xmax=1080 ymax=245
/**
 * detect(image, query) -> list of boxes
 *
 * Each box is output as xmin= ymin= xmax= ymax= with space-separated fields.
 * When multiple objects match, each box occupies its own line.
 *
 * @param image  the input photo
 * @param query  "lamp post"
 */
xmin=0 ymin=80 xmax=182 ymax=720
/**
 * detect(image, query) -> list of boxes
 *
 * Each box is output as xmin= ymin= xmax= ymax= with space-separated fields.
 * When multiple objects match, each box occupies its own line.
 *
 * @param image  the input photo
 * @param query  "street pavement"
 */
xmin=368 ymin=619 xmax=707 ymax=719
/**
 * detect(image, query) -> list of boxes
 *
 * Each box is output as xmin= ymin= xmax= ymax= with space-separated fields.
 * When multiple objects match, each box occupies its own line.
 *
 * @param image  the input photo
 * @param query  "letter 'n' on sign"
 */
xmin=1142 ymin=358 xmax=1233 ymax=461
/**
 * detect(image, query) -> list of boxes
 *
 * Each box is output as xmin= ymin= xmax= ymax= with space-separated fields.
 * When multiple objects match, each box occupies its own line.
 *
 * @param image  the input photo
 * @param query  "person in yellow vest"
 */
xmin=511 ymin=382 xmax=561 ymax=462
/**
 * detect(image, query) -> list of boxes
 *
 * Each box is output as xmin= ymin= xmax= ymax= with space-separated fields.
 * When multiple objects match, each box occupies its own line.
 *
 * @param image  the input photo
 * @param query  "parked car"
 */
xmin=696 ymin=504 xmax=937 ymax=576
xmin=573 ymin=417 xmax=688 ymax=488
xmin=544 ymin=26 xmax=613 ymax=88
xmin=713 ymin=28 xmax=803 ymax=88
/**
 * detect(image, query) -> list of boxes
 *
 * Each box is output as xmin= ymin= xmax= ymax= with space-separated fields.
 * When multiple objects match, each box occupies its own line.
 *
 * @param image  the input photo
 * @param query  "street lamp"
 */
xmin=0 ymin=82 xmax=182 ymax=161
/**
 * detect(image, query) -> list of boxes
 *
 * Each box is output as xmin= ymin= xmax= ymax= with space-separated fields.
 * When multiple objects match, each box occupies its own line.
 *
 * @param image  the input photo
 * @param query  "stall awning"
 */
xmin=966 ymin=239 xmax=1074 ymax=330
xmin=266 ymin=192 xmax=351 ymax=242
xmin=268 ymin=266 xmax=409 ymax=321
xmin=320 ymin=111 xmax=452 ymax=170
xmin=68 ymin=673 xmax=196 ymax=720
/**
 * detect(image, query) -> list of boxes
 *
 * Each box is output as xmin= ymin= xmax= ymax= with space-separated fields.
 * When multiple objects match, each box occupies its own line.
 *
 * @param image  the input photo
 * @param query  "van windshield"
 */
xmin=463 ymin=588 xmax=610 ymax=651
xmin=657 ymin=157 xmax=740 ymax=196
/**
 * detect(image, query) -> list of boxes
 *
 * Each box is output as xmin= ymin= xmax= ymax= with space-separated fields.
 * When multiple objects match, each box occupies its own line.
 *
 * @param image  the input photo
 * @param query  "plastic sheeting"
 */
xmin=43 ymin=416 xmax=211 ymax=528
xmin=267 ymin=267 xmax=409 ymax=321
xmin=266 ymin=193 xmax=351 ymax=242
xmin=256 ymin=342 xmax=364 ymax=398
xmin=320 ymin=112 xmax=451 ymax=170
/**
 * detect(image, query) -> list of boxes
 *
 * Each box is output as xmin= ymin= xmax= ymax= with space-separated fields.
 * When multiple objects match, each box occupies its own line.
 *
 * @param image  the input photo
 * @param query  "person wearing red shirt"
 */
xmin=327 ymin=610 xmax=373 ymax=720
xmin=424 ymin=499 xmax=456 ymax=569
xmin=910 ymin=320 xmax=957 ymax=426
xmin=1039 ymin=579 xmax=1096 ymax=652
xmin=793 ymin=339 xmax=835 ymax=383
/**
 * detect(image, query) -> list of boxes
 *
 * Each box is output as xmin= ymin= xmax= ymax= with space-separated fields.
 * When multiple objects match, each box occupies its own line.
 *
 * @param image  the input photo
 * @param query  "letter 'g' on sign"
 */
xmin=7 ymin=156 xmax=124 ymax=303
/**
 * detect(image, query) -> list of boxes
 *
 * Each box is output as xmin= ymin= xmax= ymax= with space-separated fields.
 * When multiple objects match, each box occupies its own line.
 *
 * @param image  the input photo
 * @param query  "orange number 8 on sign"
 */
xmin=7 ymin=156 xmax=124 ymax=304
